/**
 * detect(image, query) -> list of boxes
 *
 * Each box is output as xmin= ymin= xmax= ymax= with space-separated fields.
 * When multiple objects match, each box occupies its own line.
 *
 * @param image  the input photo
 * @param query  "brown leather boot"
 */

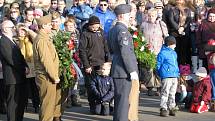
xmin=53 ymin=117 xmax=62 ymax=121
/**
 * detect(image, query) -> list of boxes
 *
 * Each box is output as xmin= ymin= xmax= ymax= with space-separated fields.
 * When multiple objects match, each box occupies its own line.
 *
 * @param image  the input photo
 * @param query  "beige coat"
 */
xmin=33 ymin=30 xmax=59 ymax=82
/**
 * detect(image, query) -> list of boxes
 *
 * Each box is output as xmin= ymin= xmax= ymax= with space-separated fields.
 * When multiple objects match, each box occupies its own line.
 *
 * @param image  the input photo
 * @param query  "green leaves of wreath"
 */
xmin=129 ymin=28 xmax=157 ymax=69
xmin=53 ymin=32 xmax=74 ymax=90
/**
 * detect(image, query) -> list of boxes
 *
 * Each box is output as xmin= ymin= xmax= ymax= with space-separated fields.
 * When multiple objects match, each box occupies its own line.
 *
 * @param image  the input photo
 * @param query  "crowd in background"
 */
xmin=0 ymin=0 xmax=215 ymax=120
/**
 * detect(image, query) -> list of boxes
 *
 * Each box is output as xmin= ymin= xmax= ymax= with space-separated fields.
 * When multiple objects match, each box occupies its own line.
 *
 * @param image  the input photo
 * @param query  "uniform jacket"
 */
xmin=90 ymin=75 xmax=114 ymax=102
xmin=193 ymin=76 xmax=212 ymax=104
xmin=79 ymin=28 xmax=110 ymax=69
xmin=94 ymin=7 xmax=116 ymax=37
xmin=0 ymin=34 xmax=28 ymax=85
xmin=33 ymin=30 xmax=59 ymax=82
xmin=157 ymin=45 xmax=179 ymax=79
xmin=108 ymin=22 xmax=138 ymax=78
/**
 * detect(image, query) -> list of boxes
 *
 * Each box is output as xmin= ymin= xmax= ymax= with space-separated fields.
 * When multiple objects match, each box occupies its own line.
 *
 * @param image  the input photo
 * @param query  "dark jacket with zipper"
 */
xmin=79 ymin=27 xmax=110 ymax=69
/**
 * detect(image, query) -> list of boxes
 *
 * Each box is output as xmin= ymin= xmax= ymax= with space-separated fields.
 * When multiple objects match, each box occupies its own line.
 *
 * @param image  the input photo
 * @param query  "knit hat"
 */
xmin=164 ymin=36 xmax=176 ymax=46
xmin=88 ymin=16 xmax=100 ymax=25
xmin=179 ymin=64 xmax=191 ymax=76
xmin=195 ymin=67 xmax=207 ymax=78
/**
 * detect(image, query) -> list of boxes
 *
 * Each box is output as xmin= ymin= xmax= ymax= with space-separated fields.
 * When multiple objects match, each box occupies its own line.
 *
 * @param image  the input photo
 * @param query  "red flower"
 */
xmin=208 ymin=39 xmax=215 ymax=45
xmin=70 ymin=64 xmax=77 ymax=79
xmin=134 ymin=41 xmax=139 ymax=48
xmin=134 ymin=31 xmax=138 ymax=36
xmin=67 ymin=39 xmax=75 ymax=50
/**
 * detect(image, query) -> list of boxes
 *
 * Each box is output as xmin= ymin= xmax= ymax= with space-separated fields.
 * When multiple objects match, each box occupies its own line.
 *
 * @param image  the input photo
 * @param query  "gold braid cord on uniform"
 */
xmin=18 ymin=36 xmax=33 ymax=62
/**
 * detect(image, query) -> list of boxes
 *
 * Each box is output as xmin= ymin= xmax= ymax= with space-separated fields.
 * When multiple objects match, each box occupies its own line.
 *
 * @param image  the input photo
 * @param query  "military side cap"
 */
xmin=36 ymin=15 xmax=52 ymax=26
xmin=114 ymin=4 xmax=131 ymax=16
xmin=52 ymin=11 xmax=61 ymax=21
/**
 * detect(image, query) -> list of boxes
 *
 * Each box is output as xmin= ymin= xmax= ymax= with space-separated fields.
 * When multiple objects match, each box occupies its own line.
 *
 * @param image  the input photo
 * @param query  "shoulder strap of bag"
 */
xmin=159 ymin=20 xmax=165 ymax=39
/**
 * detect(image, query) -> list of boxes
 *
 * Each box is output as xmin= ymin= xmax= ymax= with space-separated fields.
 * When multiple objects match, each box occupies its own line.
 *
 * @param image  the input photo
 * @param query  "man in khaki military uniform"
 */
xmin=33 ymin=15 xmax=62 ymax=121
xmin=50 ymin=12 xmax=62 ymax=40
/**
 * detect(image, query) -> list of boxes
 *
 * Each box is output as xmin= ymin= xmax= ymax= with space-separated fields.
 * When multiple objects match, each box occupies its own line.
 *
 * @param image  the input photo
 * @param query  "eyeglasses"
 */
xmin=5 ymin=26 xmax=15 ymax=29
xmin=100 ymin=4 xmax=107 ymax=6
xmin=11 ymin=11 xmax=18 ymax=14
xmin=51 ymin=2 xmax=57 ymax=5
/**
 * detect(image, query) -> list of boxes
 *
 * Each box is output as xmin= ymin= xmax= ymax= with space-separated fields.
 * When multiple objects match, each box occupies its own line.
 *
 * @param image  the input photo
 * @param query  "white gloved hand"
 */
xmin=130 ymin=71 xmax=139 ymax=80
xmin=200 ymin=101 xmax=204 ymax=106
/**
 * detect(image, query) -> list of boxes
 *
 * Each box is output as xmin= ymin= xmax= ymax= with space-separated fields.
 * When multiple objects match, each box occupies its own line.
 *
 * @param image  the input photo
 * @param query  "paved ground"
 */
xmin=1 ymin=92 xmax=215 ymax=121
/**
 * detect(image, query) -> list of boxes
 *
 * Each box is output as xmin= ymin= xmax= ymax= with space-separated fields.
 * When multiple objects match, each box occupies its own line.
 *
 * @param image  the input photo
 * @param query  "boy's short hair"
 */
xmin=164 ymin=36 xmax=176 ymax=46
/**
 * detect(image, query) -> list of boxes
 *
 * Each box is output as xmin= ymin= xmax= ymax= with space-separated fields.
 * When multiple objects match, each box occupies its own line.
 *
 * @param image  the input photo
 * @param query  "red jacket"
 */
xmin=193 ymin=76 xmax=212 ymax=104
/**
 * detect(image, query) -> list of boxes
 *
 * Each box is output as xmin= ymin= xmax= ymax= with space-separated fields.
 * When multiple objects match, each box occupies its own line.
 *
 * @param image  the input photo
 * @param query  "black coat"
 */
xmin=167 ymin=7 xmax=192 ymax=36
xmin=0 ymin=35 xmax=27 ymax=85
xmin=79 ymin=28 xmax=110 ymax=69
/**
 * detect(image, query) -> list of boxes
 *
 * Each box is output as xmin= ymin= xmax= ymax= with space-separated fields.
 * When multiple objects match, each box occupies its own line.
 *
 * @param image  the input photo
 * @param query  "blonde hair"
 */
xmin=147 ymin=8 xmax=157 ymax=15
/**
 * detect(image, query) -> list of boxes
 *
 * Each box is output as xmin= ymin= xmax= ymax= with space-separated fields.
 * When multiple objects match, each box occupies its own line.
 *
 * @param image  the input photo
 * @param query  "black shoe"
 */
xmin=34 ymin=107 xmax=39 ymax=113
xmin=71 ymin=102 xmax=82 ymax=107
xmin=169 ymin=109 xmax=176 ymax=116
xmin=0 ymin=106 xmax=6 ymax=114
xmin=160 ymin=108 xmax=168 ymax=117
xmin=53 ymin=117 xmax=63 ymax=121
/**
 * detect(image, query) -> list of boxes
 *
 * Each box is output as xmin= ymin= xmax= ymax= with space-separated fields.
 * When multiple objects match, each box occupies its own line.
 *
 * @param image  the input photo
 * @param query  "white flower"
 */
xmin=130 ymin=26 xmax=137 ymax=31
xmin=140 ymin=46 xmax=145 ymax=51
xmin=133 ymin=34 xmax=137 ymax=38
xmin=142 ymin=36 xmax=145 ymax=41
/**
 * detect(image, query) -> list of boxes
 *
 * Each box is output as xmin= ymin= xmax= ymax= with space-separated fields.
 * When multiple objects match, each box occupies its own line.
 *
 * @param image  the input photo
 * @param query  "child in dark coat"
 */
xmin=90 ymin=62 xmax=114 ymax=115
xmin=190 ymin=67 xmax=212 ymax=113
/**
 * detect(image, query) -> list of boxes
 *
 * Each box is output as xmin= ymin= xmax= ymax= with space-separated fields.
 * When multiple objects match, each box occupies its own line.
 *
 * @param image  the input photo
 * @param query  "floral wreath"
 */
xmin=53 ymin=32 xmax=76 ymax=90
xmin=129 ymin=27 xmax=157 ymax=69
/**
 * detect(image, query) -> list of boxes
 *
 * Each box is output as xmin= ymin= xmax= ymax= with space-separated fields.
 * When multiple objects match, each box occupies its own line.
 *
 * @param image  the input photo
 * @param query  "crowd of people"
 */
xmin=0 ymin=0 xmax=215 ymax=121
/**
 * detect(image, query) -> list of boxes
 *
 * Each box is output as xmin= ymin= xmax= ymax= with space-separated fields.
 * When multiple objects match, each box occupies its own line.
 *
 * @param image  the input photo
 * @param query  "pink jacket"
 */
xmin=140 ymin=20 xmax=168 ymax=55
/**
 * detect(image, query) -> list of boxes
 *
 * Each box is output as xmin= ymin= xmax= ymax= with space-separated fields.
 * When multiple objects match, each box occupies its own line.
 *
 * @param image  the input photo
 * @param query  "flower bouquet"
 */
xmin=53 ymin=32 xmax=75 ymax=90
xmin=129 ymin=27 xmax=157 ymax=70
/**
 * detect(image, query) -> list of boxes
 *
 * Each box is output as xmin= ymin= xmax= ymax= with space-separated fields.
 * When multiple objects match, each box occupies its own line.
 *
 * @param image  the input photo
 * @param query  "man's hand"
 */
xmin=25 ymin=67 xmax=30 ymax=75
xmin=130 ymin=71 xmax=139 ymax=81
xmin=85 ymin=67 xmax=92 ymax=74
xmin=178 ymin=27 xmax=184 ymax=35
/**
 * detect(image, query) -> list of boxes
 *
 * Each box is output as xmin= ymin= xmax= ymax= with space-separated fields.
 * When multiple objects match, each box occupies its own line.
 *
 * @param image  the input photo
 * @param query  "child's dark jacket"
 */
xmin=90 ymin=75 xmax=114 ymax=102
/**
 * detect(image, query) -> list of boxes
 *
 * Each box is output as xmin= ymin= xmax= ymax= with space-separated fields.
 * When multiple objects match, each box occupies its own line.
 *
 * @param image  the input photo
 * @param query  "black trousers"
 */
xmin=5 ymin=83 xmax=28 ymax=121
xmin=113 ymin=78 xmax=131 ymax=121
xmin=84 ymin=66 xmax=100 ymax=113
xmin=0 ymin=79 xmax=6 ymax=112
xmin=26 ymin=77 xmax=40 ymax=108
xmin=175 ymin=36 xmax=192 ymax=65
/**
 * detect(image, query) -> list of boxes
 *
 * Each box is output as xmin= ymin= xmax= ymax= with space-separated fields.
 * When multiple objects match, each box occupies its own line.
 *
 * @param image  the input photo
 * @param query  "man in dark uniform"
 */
xmin=108 ymin=4 xmax=139 ymax=121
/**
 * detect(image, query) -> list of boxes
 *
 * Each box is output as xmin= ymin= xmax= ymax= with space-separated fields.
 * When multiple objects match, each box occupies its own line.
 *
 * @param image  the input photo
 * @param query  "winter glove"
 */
xmin=130 ymin=71 xmax=139 ymax=81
